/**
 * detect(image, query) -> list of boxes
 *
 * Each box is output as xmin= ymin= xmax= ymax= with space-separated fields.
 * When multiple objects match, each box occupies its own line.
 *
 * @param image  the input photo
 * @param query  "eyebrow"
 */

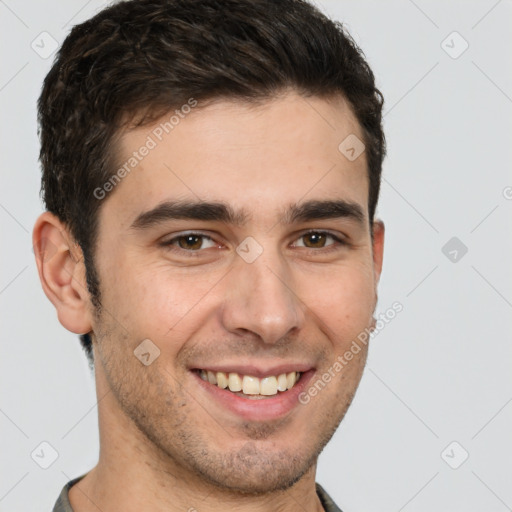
xmin=129 ymin=199 xmax=366 ymax=231
xmin=283 ymin=199 xmax=365 ymax=225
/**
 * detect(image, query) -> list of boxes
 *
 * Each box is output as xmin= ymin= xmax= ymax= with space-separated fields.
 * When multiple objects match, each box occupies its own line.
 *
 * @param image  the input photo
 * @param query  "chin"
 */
xmin=185 ymin=439 xmax=322 ymax=496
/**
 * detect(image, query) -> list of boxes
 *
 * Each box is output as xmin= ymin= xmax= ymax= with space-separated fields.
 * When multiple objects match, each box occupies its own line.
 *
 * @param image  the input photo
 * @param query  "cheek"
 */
xmin=297 ymin=261 xmax=375 ymax=338
xmin=99 ymin=245 xmax=375 ymax=345
xmin=102 ymin=256 xmax=225 ymax=339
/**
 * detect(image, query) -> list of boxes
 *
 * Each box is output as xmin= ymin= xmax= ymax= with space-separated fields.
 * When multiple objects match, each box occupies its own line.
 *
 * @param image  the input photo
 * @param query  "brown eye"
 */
xmin=292 ymin=231 xmax=346 ymax=252
xmin=302 ymin=232 xmax=327 ymax=248
xmin=177 ymin=234 xmax=205 ymax=250
xmin=161 ymin=232 xmax=219 ymax=253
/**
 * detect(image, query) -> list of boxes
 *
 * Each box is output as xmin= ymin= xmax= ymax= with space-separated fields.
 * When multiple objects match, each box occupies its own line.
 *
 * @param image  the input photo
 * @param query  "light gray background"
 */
xmin=1 ymin=0 xmax=511 ymax=510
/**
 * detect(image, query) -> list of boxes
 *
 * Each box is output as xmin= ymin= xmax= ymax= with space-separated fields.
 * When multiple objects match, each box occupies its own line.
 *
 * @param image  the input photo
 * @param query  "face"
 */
xmin=90 ymin=91 xmax=384 ymax=494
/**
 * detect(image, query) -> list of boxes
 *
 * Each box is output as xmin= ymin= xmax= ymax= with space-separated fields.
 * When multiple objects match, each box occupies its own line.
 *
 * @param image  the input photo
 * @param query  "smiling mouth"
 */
xmin=194 ymin=369 xmax=302 ymax=399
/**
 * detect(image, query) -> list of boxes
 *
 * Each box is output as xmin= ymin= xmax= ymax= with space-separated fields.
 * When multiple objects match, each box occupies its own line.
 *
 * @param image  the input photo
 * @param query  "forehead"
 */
xmin=103 ymin=92 xmax=369 ymax=228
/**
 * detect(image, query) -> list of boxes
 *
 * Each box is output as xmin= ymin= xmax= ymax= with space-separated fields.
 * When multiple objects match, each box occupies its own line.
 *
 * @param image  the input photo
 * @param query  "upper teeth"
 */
xmin=199 ymin=370 xmax=301 ymax=396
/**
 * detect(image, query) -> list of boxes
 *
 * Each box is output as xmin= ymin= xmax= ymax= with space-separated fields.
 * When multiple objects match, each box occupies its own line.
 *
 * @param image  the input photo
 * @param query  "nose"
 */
xmin=220 ymin=247 xmax=305 ymax=345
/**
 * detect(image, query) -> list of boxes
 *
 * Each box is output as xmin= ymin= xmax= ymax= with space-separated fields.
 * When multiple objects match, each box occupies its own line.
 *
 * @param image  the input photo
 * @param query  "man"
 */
xmin=33 ymin=0 xmax=385 ymax=510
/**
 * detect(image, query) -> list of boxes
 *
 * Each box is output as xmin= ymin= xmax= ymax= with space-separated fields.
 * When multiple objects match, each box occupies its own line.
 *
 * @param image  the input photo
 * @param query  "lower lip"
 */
xmin=192 ymin=370 xmax=315 ymax=422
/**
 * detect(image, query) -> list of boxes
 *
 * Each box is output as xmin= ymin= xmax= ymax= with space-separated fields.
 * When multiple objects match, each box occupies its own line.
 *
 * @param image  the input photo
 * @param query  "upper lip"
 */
xmin=191 ymin=363 xmax=314 ymax=379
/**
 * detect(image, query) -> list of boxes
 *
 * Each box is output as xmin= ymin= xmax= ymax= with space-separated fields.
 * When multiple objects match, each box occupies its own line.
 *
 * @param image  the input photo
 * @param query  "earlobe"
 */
xmin=372 ymin=219 xmax=385 ymax=284
xmin=32 ymin=212 xmax=93 ymax=335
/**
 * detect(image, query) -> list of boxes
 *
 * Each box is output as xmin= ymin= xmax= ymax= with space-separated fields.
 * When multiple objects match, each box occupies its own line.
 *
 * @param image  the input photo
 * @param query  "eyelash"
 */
xmin=160 ymin=230 xmax=348 ymax=256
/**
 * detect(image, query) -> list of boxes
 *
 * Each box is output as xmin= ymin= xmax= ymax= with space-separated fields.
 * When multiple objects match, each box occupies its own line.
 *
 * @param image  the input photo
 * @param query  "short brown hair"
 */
xmin=38 ymin=0 xmax=386 ymax=365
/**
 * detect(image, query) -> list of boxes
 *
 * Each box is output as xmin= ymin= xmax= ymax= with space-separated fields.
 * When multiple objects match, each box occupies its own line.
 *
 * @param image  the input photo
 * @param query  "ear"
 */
xmin=371 ymin=219 xmax=385 ymax=285
xmin=32 ymin=211 xmax=94 ymax=334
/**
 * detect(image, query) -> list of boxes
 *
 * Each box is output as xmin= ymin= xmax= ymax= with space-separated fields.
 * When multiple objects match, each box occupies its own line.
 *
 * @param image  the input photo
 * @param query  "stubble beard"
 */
xmin=92 ymin=310 xmax=365 ymax=496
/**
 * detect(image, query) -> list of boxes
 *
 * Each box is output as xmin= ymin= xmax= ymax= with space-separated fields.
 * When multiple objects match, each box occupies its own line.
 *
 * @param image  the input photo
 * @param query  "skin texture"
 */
xmin=33 ymin=91 xmax=384 ymax=512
